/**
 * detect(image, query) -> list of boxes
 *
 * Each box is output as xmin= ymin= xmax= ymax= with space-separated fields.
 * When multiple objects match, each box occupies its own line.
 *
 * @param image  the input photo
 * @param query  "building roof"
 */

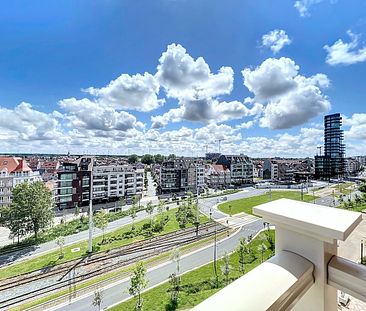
xmin=212 ymin=164 xmax=230 ymax=173
xmin=0 ymin=157 xmax=32 ymax=173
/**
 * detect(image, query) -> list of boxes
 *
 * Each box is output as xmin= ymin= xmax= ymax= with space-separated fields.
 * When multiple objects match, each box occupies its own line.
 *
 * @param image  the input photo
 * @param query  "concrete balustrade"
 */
xmin=194 ymin=199 xmax=364 ymax=311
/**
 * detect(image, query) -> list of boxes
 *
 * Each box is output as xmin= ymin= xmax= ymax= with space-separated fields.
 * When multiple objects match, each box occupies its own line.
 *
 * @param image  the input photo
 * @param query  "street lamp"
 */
xmin=88 ymin=158 xmax=94 ymax=254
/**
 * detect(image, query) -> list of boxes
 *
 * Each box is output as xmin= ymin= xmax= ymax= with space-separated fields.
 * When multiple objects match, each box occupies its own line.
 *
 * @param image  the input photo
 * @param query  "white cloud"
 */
xmin=150 ymin=98 xmax=262 ymax=128
xmin=156 ymin=43 xmax=234 ymax=99
xmin=0 ymin=102 xmax=63 ymax=141
xmin=59 ymin=98 xmax=142 ymax=134
xmin=242 ymin=57 xmax=331 ymax=129
xmin=262 ymin=29 xmax=292 ymax=54
xmin=83 ymin=72 xmax=164 ymax=112
xmin=343 ymin=113 xmax=366 ymax=140
xmin=324 ymin=30 xmax=366 ymax=66
xmin=294 ymin=0 xmax=326 ymax=17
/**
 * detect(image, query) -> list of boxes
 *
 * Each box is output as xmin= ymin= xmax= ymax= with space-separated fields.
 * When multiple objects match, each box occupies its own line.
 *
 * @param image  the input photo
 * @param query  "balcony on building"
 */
xmin=193 ymin=199 xmax=366 ymax=311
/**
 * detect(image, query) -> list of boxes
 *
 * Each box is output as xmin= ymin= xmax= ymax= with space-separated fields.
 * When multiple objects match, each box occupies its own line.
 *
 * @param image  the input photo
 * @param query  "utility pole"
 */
xmin=195 ymin=186 xmax=200 ymax=237
xmin=301 ymin=183 xmax=304 ymax=201
xmin=88 ymin=158 xmax=94 ymax=254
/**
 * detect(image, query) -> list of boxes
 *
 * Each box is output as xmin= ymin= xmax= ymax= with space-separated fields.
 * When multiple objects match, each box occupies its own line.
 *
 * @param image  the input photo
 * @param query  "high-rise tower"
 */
xmin=315 ymin=113 xmax=345 ymax=179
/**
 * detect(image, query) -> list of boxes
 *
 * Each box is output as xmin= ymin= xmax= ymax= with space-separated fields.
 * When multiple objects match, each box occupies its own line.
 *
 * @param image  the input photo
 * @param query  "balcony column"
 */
xmin=275 ymin=227 xmax=337 ymax=311
xmin=253 ymin=198 xmax=362 ymax=311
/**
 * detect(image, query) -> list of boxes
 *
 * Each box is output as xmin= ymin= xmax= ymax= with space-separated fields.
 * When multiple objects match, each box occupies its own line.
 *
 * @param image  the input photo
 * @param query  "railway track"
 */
xmin=0 ymin=223 xmax=227 ymax=309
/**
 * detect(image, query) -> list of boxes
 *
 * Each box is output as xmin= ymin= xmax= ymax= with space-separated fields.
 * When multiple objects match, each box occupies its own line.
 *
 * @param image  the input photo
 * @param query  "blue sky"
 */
xmin=0 ymin=0 xmax=365 ymax=156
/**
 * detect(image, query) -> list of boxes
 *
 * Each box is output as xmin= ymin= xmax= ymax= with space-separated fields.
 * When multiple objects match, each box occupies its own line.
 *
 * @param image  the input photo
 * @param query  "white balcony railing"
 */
xmin=194 ymin=199 xmax=365 ymax=311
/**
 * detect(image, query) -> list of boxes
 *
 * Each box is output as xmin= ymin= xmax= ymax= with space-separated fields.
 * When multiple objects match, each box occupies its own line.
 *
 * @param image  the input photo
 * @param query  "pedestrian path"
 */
xmin=217 ymin=213 xmax=260 ymax=229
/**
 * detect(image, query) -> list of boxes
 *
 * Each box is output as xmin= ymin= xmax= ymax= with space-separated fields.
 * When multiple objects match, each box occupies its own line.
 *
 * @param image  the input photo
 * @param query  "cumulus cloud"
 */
xmin=242 ymin=57 xmax=331 ymax=129
xmin=151 ymin=98 xmax=262 ymax=128
xmin=324 ymin=30 xmax=366 ymax=66
xmin=343 ymin=113 xmax=366 ymax=140
xmin=262 ymin=29 xmax=292 ymax=53
xmin=59 ymin=98 xmax=142 ymax=134
xmin=83 ymin=72 xmax=164 ymax=112
xmin=156 ymin=43 xmax=233 ymax=99
xmin=0 ymin=102 xmax=62 ymax=141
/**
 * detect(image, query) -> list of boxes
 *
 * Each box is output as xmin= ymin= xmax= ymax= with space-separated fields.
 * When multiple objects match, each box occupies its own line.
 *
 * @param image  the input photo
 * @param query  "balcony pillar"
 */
xmin=253 ymin=198 xmax=362 ymax=311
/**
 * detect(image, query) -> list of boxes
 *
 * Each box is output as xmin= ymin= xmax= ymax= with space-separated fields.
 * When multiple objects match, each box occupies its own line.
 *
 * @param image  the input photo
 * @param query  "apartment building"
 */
xmin=92 ymin=165 xmax=144 ymax=201
xmin=56 ymin=156 xmax=144 ymax=209
xmin=0 ymin=157 xmax=42 ymax=206
xmin=216 ymin=154 xmax=253 ymax=185
xmin=160 ymin=158 xmax=205 ymax=194
xmin=205 ymin=164 xmax=231 ymax=189
xmin=263 ymin=158 xmax=313 ymax=181
xmin=345 ymin=157 xmax=362 ymax=176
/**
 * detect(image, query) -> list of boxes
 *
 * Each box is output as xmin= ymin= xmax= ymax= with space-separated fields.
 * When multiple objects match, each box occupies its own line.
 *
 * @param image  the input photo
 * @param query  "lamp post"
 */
xmin=88 ymin=158 xmax=94 ymax=254
xmin=195 ymin=187 xmax=200 ymax=237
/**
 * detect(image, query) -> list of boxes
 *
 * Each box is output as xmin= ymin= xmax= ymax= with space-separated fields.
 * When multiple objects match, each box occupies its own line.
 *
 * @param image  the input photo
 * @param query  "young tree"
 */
xmin=56 ymin=236 xmax=65 ymax=258
xmin=119 ymin=197 xmax=125 ymax=210
xmin=157 ymin=200 xmax=165 ymax=216
xmin=265 ymin=230 xmax=275 ymax=254
xmin=94 ymin=209 xmax=109 ymax=243
xmin=145 ymin=201 xmax=154 ymax=225
xmin=355 ymin=193 xmax=362 ymax=206
xmin=129 ymin=262 xmax=148 ymax=311
xmin=221 ymin=251 xmax=232 ymax=284
xmin=175 ymin=202 xmax=195 ymax=229
xmin=237 ymin=238 xmax=248 ymax=274
xmin=258 ymin=243 xmax=267 ymax=263
xmin=169 ymin=273 xmax=181 ymax=307
xmin=129 ymin=204 xmax=138 ymax=231
xmin=92 ymin=288 xmax=103 ymax=311
xmin=171 ymin=247 xmax=181 ymax=275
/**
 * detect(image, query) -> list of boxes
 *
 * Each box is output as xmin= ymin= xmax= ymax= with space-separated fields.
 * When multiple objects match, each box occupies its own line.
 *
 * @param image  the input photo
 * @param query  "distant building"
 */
xmin=263 ymin=158 xmax=313 ymax=181
xmin=205 ymin=153 xmax=222 ymax=162
xmin=0 ymin=157 xmax=42 ymax=206
xmin=159 ymin=158 xmax=205 ymax=194
xmin=216 ymin=154 xmax=253 ymax=185
xmin=205 ymin=164 xmax=231 ymax=189
xmin=345 ymin=158 xmax=361 ymax=176
xmin=315 ymin=113 xmax=345 ymax=179
xmin=56 ymin=156 xmax=144 ymax=209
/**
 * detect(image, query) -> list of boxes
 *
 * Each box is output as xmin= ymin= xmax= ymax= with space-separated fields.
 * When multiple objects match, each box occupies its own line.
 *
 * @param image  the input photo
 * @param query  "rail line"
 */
xmin=0 ymin=223 xmax=227 ymax=309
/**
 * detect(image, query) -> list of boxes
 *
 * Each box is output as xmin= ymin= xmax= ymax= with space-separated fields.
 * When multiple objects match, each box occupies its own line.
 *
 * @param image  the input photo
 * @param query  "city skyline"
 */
xmin=0 ymin=1 xmax=366 ymax=157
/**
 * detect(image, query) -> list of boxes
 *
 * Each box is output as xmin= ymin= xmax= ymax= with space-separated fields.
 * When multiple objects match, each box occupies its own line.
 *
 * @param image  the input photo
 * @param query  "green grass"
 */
xmin=218 ymin=191 xmax=317 ymax=215
xmin=110 ymin=230 xmax=275 ymax=311
xmin=10 ymin=228 xmax=230 ymax=311
xmin=331 ymin=182 xmax=355 ymax=195
xmin=0 ymin=208 xmax=208 ymax=281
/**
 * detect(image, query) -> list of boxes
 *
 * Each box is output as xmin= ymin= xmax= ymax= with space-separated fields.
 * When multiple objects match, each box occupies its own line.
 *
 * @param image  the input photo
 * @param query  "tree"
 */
xmin=119 ymin=197 xmax=125 ymax=210
xmin=145 ymin=201 xmax=154 ymax=226
xmin=355 ymin=194 xmax=362 ymax=206
xmin=157 ymin=200 xmax=165 ymax=216
xmin=153 ymin=154 xmax=165 ymax=164
xmin=168 ymin=154 xmax=176 ymax=160
xmin=129 ymin=262 xmax=148 ymax=311
xmin=92 ymin=288 xmax=103 ymax=311
xmin=237 ymin=238 xmax=248 ymax=274
xmin=171 ymin=247 xmax=181 ymax=275
xmin=175 ymin=202 xmax=195 ymax=229
xmin=0 ymin=204 xmax=27 ymax=243
xmin=265 ymin=230 xmax=275 ymax=254
xmin=129 ymin=203 xmax=138 ymax=230
xmin=128 ymin=154 xmax=139 ymax=164
xmin=56 ymin=236 xmax=65 ymax=258
xmin=359 ymin=183 xmax=366 ymax=193
xmin=141 ymin=154 xmax=154 ymax=165
xmin=168 ymin=273 xmax=181 ymax=307
xmin=94 ymin=210 xmax=109 ymax=243
xmin=3 ymin=182 xmax=54 ymax=240
xmin=258 ymin=243 xmax=267 ymax=263
xmin=221 ymin=251 xmax=232 ymax=284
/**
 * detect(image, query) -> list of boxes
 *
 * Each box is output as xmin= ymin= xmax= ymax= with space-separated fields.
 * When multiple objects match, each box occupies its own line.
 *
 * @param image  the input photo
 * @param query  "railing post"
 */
xmin=254 ymin=199 xmax=362 ymax=311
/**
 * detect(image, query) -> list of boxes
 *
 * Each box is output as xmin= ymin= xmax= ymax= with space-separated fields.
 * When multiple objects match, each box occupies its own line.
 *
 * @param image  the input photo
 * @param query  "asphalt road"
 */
xmin=52 ymin=220 xmax=263 ymax=311
xmin=0 ymin=187 xmax=264 ymax=267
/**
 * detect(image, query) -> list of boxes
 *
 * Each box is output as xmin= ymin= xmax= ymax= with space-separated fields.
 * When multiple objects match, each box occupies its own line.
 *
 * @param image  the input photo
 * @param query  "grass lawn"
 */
xmin=0 ymin=208 xmax=208 ymax=281
xmin=331 ymin=182 xmax=355 ymax=195
xmin=11 ymin=229 xmax=230 ymax=311
xmin=110 ymin=230 xmax=275 ymax=311
xmin=218 ymin=191 xmax=317 ymax=215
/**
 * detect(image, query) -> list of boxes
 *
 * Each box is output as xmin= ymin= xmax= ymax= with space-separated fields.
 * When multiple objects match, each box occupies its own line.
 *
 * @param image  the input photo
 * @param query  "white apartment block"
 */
xmin=92 ymin=165 xmax=144 ymax=201
xmin=0 ymin=157 xmax=42 ymax=206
